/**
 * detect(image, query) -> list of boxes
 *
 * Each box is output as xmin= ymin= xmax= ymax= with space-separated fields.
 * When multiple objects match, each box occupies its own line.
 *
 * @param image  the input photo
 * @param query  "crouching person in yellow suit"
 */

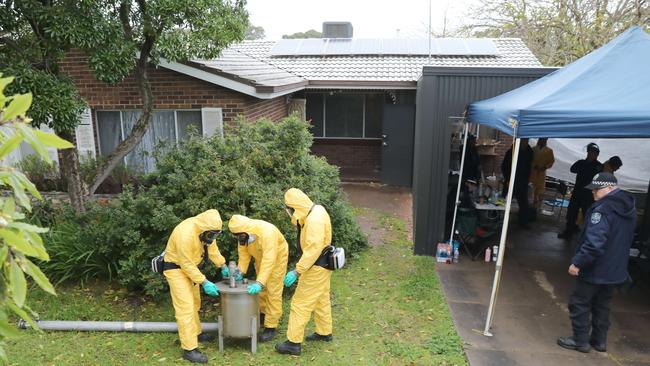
xmin=228 ymin=214 xmax=289 ymax=342
xmin=163 ymin=209 xmax=231 ymax=364
xmin=276 ymin=188 xmax=333 ymax=356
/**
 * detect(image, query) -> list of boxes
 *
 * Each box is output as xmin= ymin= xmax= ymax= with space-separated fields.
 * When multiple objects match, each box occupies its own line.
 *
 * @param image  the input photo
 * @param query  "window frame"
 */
xmin=94 ymin=108 xmax=203 ymax=165
xmin=307 ymin=92 xmax=383 ymax=140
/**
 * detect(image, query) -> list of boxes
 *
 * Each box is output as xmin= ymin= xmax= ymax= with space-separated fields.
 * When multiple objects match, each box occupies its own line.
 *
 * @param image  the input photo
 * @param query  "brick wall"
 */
xmin=59 ymin=50 xmax=288 ymax=126
xmin=311 ymin=139 xmax=381 ymax=181
xmin=481 ymin=132 xmax=514 ymax=176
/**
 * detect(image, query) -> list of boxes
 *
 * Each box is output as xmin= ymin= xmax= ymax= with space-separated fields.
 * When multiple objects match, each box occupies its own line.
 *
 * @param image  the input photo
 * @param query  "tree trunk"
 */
xmin=87 ymin=62 xmax=154 ymax=195
xmin=58 ymin=129 xmax=87 ymax=213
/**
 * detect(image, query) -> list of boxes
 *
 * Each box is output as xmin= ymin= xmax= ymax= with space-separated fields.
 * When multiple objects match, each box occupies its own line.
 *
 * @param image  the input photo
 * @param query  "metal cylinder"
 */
xmin=216 ymin=280 xmax=259 ymax=338
xmin=17 ymin=320 xmax=219 ymax=333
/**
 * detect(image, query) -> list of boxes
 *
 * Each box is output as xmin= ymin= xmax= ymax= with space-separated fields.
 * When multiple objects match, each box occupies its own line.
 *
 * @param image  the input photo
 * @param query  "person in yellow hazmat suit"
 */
xmin=276 ymin=188 xmax=333 ymax=356
xmin=530 ymin=138 xmax=555 ymax=208
xmin=228 ymin=214 xmax=289 ymax=342
xmin=163 ymin=209 xmax=231 ymax=364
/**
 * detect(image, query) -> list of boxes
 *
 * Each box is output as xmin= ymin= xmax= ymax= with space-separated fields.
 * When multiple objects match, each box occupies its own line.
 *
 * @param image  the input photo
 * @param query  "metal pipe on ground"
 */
xmin=17 ymin=320 xmax=219 ymax=333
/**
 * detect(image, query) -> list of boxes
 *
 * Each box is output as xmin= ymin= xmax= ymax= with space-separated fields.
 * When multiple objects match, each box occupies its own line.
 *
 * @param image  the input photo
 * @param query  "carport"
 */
xmin=440 ymin=26 xmax=650 ymax=365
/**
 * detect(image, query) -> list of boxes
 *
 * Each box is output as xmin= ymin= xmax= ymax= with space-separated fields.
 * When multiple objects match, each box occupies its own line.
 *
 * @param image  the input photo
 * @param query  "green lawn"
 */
xmin=6 ymin=210 xmax=466 ymax=365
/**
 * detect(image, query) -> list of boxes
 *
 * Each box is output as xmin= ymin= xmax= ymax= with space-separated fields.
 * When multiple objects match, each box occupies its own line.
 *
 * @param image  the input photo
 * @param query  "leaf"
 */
xmin=13 ymin=171 xmax=43 ymax=200
xmin=3 ymin=197 xmax=16 ymax=216
xmin=2 ymin=93 xmax=32 ymax=121
xmin=0 ymin=344 xmax=7 ymax=363
xmin=0 ymin=245 xmax=8 ymax=264
xmin=10 ymin=258 xmax=27 ymax=307
xmin=0 ymin=228 xmax=39 ymax=258
xmin=33 ymin=129 xmax=74 ymax=149
xmin=0 ymin=76 xmax=15 ymax=92
xmin=15 ymin=123 xmax=49 ymax=163
xmin=0 ymin=320 xmax=20 ymax=338
xmin=22 ymin=258 xmax=56 ymax=295
xmin=3 ymin=174 xmax=31 ymax=210
xmin=7 ymin=222 xmax=49 ymax=233
xmin=7 ymin=300 xmax=38 ymax=331
xmin=0 ymin=132 xmax=23 ymax=160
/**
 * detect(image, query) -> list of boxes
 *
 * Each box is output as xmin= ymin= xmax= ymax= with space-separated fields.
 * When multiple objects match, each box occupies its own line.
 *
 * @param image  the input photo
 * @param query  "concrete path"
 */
xmin=341 ymin=183 xmax=650 ymax=366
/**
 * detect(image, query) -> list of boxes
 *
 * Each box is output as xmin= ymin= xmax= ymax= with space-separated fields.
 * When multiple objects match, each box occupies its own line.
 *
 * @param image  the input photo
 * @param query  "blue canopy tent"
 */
xmin=458 ymin=26 xmax=650 ymax=336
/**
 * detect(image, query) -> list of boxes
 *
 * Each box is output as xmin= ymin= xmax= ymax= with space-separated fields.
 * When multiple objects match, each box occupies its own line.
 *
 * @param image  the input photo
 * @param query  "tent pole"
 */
xmin=483 ymin=135 xmax=521 ymax=337
xmin=449 ymin=120 xmax=470 ymax=244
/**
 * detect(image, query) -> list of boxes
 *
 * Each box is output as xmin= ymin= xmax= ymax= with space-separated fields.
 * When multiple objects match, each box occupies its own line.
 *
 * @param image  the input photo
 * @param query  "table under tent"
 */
xmin=450 ymin=26 xmax=650 ymax=336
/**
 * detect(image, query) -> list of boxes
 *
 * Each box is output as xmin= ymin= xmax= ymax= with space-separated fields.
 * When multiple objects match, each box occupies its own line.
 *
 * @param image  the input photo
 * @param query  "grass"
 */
xmin=6 ymin=209 xmax=466 ymax=366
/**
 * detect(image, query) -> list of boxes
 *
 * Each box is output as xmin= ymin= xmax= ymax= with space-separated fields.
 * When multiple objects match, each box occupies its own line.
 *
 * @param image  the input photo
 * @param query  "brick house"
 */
xmin=53 ymin=32 xmax=542 ymax=184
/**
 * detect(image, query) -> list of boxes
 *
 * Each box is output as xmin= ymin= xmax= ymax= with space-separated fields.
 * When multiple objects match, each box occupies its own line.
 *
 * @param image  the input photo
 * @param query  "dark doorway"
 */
xmin=381 ymin=104 xmax=415 ymax=186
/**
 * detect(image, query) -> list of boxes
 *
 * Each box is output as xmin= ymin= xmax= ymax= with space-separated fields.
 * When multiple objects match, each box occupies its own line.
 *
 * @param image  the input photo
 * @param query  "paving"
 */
xmin=342 ymin=182 xmax=650 ymax=366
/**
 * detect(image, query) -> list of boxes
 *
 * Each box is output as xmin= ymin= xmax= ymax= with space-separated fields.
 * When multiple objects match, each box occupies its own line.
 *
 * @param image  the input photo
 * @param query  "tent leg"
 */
xmin=483 ymin=137 xmax=521 ymax=336
xmin=449 ymin=121 xmax=470 ymax=244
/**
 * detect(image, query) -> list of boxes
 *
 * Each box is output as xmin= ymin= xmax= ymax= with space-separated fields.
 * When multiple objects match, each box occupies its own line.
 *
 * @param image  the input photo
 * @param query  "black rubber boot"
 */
xmin=275 ymin=340 xmax=301 ymax=355
xmin=260 ymin=327 xmax=277 ymax=342
xmin=590 ymin=340 xmax=607 ymax=352
xmin=182 ymin=348 xmax=208 ymax=363
xmin=198 ymin=332 xmax=216 ymax=343
xmin=557 ymin=336 xmax=590 ymax=353
xmin=305 ymin=333 xmax=333 ymax=342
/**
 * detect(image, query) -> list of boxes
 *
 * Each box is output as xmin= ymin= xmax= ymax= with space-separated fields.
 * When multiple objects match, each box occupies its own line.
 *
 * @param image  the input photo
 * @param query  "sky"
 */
xmin=245 ymin=0 xmax=475 ymax=40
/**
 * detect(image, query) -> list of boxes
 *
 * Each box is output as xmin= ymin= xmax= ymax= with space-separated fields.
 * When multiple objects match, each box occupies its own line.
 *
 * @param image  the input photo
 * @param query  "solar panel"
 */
xmin=352 ymin=39 xmax=383 ymax=54
xmin=325 ymin=39 xmax=353 ymax=55
xmin=269 ymin=38 xmax=499 ymax=56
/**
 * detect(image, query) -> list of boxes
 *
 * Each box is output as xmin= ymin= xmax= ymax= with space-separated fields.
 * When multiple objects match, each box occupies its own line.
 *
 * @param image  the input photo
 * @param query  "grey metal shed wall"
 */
xmin=412 ymin=67 xmax=556 ymax=255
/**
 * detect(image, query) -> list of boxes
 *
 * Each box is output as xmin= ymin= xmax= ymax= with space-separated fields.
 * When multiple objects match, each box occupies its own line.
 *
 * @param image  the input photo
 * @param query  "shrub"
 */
xmin=39 ymin=116 xmax=367 ymax=297
xmin=15 ymin=154 xmax=64 ymax=191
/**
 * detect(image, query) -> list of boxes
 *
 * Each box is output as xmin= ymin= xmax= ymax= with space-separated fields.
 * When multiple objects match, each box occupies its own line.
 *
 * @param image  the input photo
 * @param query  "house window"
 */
xmin=95 ymin=109 xmax=209 ymax=172
xmin=305 ymin=92 xmax=383 ymax=138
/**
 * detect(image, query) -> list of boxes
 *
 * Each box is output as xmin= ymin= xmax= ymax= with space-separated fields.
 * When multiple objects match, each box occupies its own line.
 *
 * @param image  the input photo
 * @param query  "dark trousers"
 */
xmin=513 ymin=186 xmax=529 ymax=225
xmin=568 ymin=278 xmax=615 ymax=345
xmin=564 ymin=189 xmax=594 ymax=233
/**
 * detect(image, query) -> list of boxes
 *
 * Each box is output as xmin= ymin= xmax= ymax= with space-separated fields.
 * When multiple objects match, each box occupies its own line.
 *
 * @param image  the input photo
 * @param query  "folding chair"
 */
xmin=455 ymin=207 xmax=498 ymax=261
xmin=542 ymin=180 xmax=569 ymax=218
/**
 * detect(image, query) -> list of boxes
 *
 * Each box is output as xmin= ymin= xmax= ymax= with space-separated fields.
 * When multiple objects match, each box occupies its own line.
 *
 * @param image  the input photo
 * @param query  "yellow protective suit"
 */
xmin=284 ymin=188 xmax=333 ymax=343
xmin=530 ymin=145 xmax=555 ymax=205
xmin=163 ymin=209 xmax=226 ymax=351
xmin=228 ymin=214 xmax=289 ymax=329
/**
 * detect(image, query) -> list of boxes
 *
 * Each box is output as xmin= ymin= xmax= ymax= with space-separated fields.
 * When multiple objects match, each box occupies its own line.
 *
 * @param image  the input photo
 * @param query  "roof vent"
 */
xmin=322 ymin=22 xmax=353 ymax=38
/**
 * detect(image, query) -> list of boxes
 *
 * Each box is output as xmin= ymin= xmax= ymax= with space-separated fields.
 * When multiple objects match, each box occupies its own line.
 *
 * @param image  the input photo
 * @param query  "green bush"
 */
xmin=15 ymin=154 xmax=64 ymax=191
xmin=39 ymin=116 xmax=367 ymax=297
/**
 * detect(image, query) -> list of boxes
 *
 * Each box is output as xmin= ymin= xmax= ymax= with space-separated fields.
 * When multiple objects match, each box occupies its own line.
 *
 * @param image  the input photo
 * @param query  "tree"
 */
xmin=0 ymin=75 xmax=71 ymax=363
xmin=84 ymin=0 xmax=248 ymax=194
xmin=282 ymin=29 xmax=322 ymax=39
xmin=2 ymin=1 xmax=249 ymax=197
xmin=1 ymin=0 xmax=94 ymax=213
xmin=460 ymin=0 xmax=650 ymax=66
xmin=245 ymin=24 xmax=265 ymax=40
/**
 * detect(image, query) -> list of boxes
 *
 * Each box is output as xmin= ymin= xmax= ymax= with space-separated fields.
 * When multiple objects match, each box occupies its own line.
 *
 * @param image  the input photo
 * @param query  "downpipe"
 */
xmin=18 ymin=320 xmax=219 ymax=333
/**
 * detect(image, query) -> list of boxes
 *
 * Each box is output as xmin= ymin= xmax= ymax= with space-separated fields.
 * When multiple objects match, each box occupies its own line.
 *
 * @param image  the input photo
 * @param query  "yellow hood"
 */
xmin=284 ymin=188 xmax=314 ymax=225
xmin=193 ymin=209 xmax=223 ymax=233
xmin=227 ymin=214 xmax=256 ymax=234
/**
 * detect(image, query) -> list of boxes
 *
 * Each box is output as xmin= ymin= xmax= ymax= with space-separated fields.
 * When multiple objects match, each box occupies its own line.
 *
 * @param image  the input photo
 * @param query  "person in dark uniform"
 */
xmin=557 ymin=172 xmax=636 ymax=353
xmin=461 ymin=134 xmax=481 ymax=182
xmin=501 ymin=138 xmax=533 ymax=228
xmin=558 ymin=143 xmax=603 ymax=239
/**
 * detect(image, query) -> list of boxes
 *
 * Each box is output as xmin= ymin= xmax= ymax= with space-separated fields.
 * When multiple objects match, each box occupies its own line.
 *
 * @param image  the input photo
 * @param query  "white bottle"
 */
xmin=484 ymin=247 xmax=491 ymax=262
xmin=453 ymin=248 xmax=459 ymax=263
xmin=492 ymin=245 xmax=499 ymax=262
